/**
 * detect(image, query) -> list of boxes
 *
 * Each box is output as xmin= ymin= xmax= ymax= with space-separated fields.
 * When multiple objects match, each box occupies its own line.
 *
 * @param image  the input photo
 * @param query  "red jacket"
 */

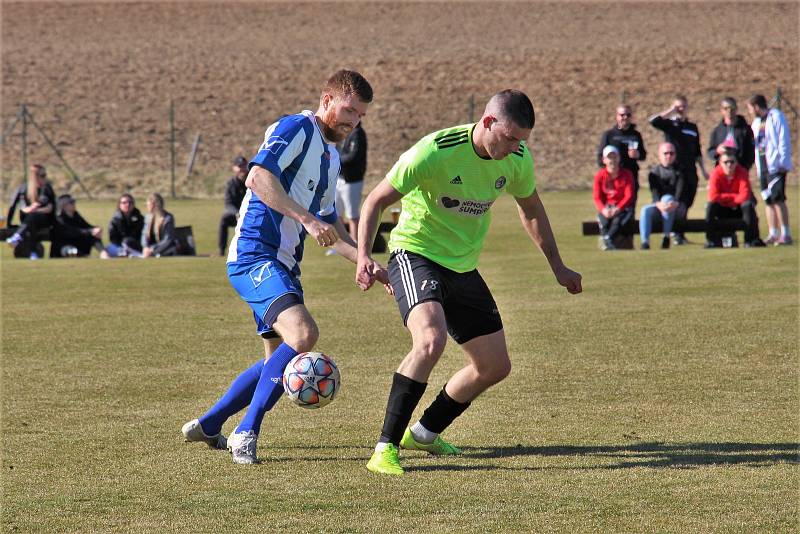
xmin=708 ymin=164 xmax=752 ymax=208
xmin=593 ymin=167 xmax=634 ymax=212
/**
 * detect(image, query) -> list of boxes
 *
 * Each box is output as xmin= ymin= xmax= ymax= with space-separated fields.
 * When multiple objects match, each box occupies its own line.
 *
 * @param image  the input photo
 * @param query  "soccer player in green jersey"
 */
xmin=355 ymin=89 xmax=583 ymax=475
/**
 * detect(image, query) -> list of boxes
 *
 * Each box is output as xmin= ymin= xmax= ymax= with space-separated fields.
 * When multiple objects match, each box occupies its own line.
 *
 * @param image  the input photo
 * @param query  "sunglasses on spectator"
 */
xmin=661 ymin=151 xmax=676 ymax=155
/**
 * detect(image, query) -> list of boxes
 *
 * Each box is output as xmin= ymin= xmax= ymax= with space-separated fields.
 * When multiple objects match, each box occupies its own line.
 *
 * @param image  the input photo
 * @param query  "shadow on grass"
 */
xmin=271 ymin=442 xmax=799 ymax=472
xmin=456 ymin=441 xmax=800 ymax=470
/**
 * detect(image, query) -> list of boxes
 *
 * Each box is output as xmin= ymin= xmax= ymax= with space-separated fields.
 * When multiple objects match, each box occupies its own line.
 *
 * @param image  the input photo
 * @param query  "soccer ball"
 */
xmin=282 ymin=352 xmax=341 ymax=409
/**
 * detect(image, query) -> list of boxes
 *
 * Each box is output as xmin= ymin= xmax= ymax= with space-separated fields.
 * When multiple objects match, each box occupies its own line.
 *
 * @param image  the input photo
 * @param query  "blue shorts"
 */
xmin=227 ymin=258 xmax=304 ymax=336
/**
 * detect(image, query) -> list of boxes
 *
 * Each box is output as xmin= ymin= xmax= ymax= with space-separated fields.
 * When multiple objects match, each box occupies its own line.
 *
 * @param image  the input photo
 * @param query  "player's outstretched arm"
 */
xmin=356 ymin=178 xmax=403 ymax=290
xmin=246 ymin=165 xmax=338 ymax=248
xmin=331 ymin=218 xmax=359 ymax=262
xmin=515 ymin=190 xmax=582 ymax=295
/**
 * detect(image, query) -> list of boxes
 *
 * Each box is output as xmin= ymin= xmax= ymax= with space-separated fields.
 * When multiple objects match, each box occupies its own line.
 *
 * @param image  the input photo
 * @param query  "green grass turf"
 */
xmin=2 ymin=190 xmax=798 ymax=533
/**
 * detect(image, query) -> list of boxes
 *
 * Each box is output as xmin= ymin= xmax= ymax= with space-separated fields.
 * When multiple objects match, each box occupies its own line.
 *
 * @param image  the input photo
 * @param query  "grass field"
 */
xmin=2 ymin=190 xmax=798 ymax=533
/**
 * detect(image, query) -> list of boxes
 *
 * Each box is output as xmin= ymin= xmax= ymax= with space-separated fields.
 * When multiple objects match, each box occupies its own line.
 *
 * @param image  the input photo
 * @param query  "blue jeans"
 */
xmin=639 ymin=195 xmax=677 ymax=245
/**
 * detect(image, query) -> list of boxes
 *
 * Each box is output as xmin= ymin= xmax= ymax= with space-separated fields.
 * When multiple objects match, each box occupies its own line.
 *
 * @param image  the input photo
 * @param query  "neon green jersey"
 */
xmin=387 ymin=124 xmax=536 ymax=272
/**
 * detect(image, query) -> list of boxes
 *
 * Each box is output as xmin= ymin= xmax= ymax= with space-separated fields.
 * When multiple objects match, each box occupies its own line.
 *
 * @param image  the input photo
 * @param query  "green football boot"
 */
xmin=367 ymin=443 xmax=404 ymax=475
xmin=399 ymin=428 xmax=462 ymax=456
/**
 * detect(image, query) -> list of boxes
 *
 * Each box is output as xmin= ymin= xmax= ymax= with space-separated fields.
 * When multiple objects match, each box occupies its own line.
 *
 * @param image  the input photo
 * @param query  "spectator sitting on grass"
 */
xmin=51 ymin=194 xmax=109 ymax=258
xmin=142 ymin=193 xmax=178 ymax=258
xmin=705 ymin=152 xmax=765 ymax=249
xmin=593 ymin=145 xmax=634 ymax=251
xmin=5 ymin=163 xmax=56 ymax=259
xmin=639 ymin=142 xmax=684 ymax=250
xmin=107 ymin=193 xmax=144 ymax=257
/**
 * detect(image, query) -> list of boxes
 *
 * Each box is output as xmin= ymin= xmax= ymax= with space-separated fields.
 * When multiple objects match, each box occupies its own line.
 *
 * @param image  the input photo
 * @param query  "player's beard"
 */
xmin=321 ymin=120 xmax=352 ymax=143
xmin=320 ymin=107 xmax=353 ymax=143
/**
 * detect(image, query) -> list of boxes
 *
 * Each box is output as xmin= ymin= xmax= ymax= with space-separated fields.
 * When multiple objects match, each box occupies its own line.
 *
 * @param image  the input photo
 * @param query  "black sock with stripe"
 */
xmin=378 ymin=373 xmax=427 ymax=446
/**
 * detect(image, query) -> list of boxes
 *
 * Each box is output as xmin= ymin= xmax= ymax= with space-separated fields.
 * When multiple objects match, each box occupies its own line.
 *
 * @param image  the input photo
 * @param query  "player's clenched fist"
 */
xmin=555 ymin=266 xmax=582 ymax=294
xmin=356 ymin=256 xmax=381 ymax=291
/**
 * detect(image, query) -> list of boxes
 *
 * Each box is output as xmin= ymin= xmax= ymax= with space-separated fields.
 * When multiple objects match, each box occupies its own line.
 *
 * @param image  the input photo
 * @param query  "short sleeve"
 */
xmin=386 ymin=142 xmax=431 ymax=194
xmin=250 ymin=115 xmax=310 ymax=178
xmin=507 ymin=146 xmax=536 ymax=198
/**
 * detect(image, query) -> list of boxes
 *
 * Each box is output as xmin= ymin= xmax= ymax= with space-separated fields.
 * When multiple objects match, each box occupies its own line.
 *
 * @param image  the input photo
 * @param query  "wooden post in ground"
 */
xmin=169 ymin=99 xmax=176 ymax=199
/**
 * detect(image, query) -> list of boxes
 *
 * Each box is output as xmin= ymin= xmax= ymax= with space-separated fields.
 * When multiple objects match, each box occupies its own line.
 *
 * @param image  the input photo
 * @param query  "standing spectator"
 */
xmin=336 ymin=122 xmax=367 ymax=242
xmin=707 ymin=97 xmax=755 ymax=169
xmin=5 ymin=163 xmax=56 ymax=259
xmin=639 ymin=143 xmax=684 ymax=250
xmin=597 ymin=104 xmax=646 ymax=204
xmin=705 ymin=153 xmax=764 ymax=248
xmin=142 ymin=193 xmax=177 ymax=257
xmin=50 ymin=194 xmax=109 ymax=258
xmin=593 ymin=145 xmax=634 ymax=250
xmin=107 ymin=193 xmax=144 ymax=257
xmin=219 ymin=156 xmax=249 ymax=256
xmin=650 ymin=95 xmax=709 ymax=244
xmin=747 ymin=94 xmax=793 ymax=245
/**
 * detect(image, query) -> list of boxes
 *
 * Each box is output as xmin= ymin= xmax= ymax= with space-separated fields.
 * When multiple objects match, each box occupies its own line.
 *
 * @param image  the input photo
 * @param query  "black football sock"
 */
xmin=418 ymin=385 xmax=471 ymax=435
xmin=378 ymin=373 xmax=427 ymax=446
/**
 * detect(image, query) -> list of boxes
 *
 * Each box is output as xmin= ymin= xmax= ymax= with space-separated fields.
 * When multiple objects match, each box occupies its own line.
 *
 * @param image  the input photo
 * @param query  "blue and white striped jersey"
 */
xmin=227 ymin=110 xmax=340 ymax=276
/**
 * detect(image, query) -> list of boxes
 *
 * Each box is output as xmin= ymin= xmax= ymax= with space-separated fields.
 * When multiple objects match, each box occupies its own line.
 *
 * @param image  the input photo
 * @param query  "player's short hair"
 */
xmin=748 ymin=94 xmax=768 ymax=109
xmin=324 ymin=70 xmax=373 ymax=103
xmin=675 ymin=94 xmax=688 ymax=104
xmin=490 ymin=89 xmax=535 ymax=129
xmin=721 ymin=96 xmax=737 ymax=109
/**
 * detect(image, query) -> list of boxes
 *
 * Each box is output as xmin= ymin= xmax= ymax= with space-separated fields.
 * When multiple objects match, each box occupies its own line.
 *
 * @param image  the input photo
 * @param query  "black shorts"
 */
xmin=760 ymin=172 xmax=787 ymax=205
xmin=388 ymin=250 xmax=502 ymax=344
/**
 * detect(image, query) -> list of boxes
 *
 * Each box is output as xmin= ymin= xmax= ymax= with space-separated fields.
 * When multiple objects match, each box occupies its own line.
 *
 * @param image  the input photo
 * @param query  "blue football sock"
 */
xmin=198 ymin=358 xmax=265 ymax=436
xmin=237 ymin=343 xmax=298 ymax=435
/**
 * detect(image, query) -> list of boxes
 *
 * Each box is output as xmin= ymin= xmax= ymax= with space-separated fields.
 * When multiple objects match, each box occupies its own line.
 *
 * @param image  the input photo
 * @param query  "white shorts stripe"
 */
xmin=397 ymin=250 xmax=418 ymax=306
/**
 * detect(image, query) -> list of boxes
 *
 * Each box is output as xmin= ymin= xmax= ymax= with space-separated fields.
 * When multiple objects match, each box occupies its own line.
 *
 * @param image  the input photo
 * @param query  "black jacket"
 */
xmin=223 ymin=176 xmax=247 ymax=214
xmin=650 ymin=116 xmax=702 ymax=178
xmin=707 ymin=115 xmax=755 ymax=169
xmin=51 ymin=211 xmax=97 ymax=257
xmin=337 ymin=124 xmax=367 ymax=183
xmin=647 ymin=164 xmax=685 ymax=204
xmin=7 ymin=182 xmax=56 ymax=224
xmin=142 ymin=212 xmax=177 ymax=256
xmin=596 ymin=125 xmax=647 ymax=176
xmin=108 ymin=207 xmax=144 ymax=248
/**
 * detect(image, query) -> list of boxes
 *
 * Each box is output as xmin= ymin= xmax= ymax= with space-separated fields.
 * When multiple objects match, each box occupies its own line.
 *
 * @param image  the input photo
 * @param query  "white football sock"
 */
xmin=375 ymin=442 xmax=388 ymax=453
xmin=410 ymin=422 xmax=437 ymax=444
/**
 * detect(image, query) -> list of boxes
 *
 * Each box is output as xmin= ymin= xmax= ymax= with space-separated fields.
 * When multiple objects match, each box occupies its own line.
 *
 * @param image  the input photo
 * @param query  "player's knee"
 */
xmin=414 ymin=329 xmax=447 ymax=361
xmin=480 ymin=358 xmax=511 ymax=386
xmin=285 ymin=322 xmax=319 ymax=352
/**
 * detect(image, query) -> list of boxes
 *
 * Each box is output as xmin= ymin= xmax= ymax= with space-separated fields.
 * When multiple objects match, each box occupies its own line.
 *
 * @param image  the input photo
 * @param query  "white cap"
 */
xmin=602 ymin=145 xmax=620 ymax=158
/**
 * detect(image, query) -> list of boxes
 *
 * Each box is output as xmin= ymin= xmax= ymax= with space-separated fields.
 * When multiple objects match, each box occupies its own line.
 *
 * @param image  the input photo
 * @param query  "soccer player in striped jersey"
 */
xmin=356 ymin=90 xmax=583 ymax=475
xmin=182 ymin=70 xmax=388 ymax=464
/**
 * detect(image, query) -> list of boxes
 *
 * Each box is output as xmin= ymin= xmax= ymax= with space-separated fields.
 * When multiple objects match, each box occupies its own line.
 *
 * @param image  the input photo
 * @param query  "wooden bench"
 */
xmin=582 ymin=219 xmax=747 ymax=249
